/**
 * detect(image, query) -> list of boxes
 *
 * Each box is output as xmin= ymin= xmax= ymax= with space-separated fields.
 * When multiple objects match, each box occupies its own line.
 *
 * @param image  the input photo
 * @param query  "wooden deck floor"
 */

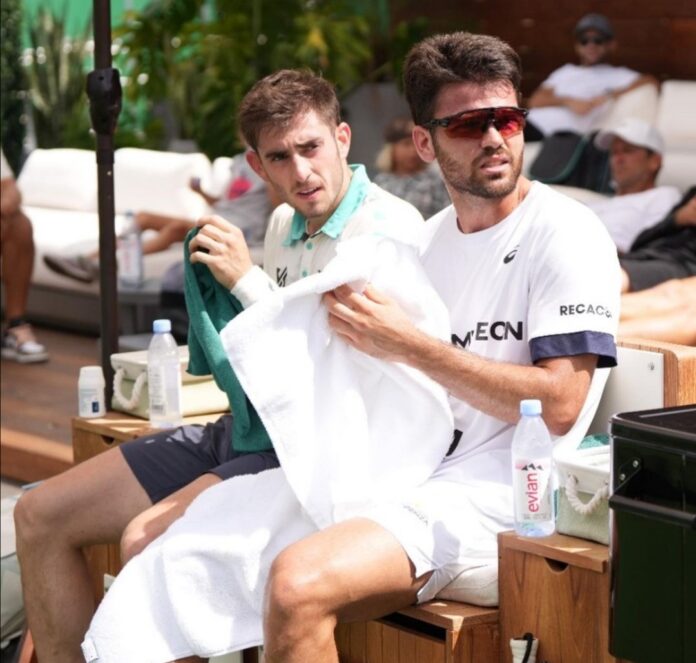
xmin=1 ymin=326 xmax=101 ymax=482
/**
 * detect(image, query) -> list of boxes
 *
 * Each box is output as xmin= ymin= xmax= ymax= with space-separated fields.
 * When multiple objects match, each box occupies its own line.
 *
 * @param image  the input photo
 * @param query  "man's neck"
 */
xmin=305 ymin=164 xmax=353 ymax=235
xmin=615 ymin=179 xmax=657 ymax=196
xmin=453 ymin=178 xmax=530 ymax=234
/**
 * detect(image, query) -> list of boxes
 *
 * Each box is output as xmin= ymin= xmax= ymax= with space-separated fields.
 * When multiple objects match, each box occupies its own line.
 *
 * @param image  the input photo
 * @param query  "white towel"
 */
xmin=83 ymin=236 xmax=454 ymax=662
xmin=221 ymin=235 xmax=454 ymax=527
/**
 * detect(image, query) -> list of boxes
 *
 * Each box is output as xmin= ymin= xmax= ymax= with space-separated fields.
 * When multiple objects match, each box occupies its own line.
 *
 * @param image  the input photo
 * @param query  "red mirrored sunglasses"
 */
xmin=423 ymin=106 xmax=528 ymax=140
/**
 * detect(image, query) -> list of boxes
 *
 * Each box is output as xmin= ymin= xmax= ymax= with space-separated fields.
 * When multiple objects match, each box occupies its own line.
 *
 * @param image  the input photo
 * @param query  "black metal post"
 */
xmin=88 ymin=0 xmax=122 ymax=404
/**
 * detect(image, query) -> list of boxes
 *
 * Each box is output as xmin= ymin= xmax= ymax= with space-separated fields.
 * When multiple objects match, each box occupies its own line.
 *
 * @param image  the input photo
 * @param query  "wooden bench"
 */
xmin=62 ymin=337 xmax=694 ymax=663
xmin=336 ymin=337 xmax=696 ymax=663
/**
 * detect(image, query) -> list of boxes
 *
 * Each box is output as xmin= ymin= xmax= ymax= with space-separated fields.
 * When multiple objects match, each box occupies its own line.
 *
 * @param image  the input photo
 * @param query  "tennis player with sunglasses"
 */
xmin=525 ymin=13 xmax=657 ymax=139
xmin=308 ymin=30 xmax=621 ymax=661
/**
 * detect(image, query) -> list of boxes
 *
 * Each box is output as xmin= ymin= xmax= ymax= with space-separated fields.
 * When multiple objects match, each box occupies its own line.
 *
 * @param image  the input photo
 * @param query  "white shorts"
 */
xmin=364 ymin=478 xmax=513 ymax=603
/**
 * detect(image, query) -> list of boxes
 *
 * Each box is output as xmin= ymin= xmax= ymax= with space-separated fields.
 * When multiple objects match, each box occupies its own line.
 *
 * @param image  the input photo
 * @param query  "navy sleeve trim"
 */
xmin=530 ymin=331 xmax=617 ymax=368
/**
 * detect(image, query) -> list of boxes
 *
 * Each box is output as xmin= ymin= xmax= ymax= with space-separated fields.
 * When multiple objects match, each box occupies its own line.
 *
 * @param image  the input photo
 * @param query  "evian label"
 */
xmin=513 ymin=458 xmax=553 ymax=521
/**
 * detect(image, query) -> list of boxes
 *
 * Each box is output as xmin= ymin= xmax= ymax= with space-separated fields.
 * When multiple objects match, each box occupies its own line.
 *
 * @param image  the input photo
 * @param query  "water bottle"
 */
xmin=117 ymin=210 xmax=144 ymax=288
xmin=511 ymin=399 xmax=555 ymax=537
xmin=78 ymin=366 xmax=106 ymax=418
xmin=147 ymin=319 xmax=183 ymax=428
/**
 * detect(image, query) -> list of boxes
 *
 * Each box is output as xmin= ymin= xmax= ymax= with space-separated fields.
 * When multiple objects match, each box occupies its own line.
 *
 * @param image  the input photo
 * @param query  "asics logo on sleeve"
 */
xmin=503 ymin=245 xmax=519 ymax=264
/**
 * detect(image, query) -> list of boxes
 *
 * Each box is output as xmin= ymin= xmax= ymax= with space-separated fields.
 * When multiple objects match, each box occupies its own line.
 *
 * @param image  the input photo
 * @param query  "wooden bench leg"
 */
xmin=242 ymin=646 xmax=259 ymax=663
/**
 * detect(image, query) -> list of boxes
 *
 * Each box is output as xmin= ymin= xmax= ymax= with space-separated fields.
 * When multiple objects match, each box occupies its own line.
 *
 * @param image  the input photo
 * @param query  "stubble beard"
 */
xmin=435 ymin=143 xmax=522 ymax=200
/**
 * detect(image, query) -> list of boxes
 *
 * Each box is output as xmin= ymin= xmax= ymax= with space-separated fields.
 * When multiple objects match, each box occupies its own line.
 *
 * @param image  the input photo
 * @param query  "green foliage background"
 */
xmin=13 ymin=0 xmax=431 ymax=160
xmin=25 ymin=6 xmax=94 ymax=149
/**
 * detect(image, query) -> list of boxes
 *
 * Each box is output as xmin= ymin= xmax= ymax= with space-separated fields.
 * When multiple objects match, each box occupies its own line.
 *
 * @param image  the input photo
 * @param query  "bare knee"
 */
xmin=266 ymin=546 xmax=328 ymax=624
xmin=1 ymin=209 xmax=33 ymax=247
xmin=14 ymin=487 xmax=62 ymax=552
xmin=162 ymin=219 xmax=193 ymax=244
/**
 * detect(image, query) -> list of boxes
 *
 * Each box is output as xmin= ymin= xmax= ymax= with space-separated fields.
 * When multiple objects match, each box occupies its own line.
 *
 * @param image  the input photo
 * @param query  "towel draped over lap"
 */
xmin=83 ymin=235 xmax=455 ymax=662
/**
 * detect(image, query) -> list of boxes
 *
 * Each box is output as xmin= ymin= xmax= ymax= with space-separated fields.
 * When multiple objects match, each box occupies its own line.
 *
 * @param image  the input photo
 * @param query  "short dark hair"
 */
xmin=238 ymin=69 xmax=341 ymax=151
xmin=403 ymin=32 xmax=522 ymax=126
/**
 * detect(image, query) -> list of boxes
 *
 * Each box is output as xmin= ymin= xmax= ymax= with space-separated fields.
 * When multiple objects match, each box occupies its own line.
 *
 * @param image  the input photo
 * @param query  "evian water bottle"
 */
xmin=511 ymin=399 xmax=555 ymax=537
xmin=147 ymin=319 xmax=183 ymax=429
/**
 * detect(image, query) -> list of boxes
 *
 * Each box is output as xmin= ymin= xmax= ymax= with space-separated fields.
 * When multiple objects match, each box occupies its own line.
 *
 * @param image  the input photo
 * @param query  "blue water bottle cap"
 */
xmin=152 ymin=319 xmax=171 ymax=333
xmin=520 ymin=399 xmax=542 ymax=416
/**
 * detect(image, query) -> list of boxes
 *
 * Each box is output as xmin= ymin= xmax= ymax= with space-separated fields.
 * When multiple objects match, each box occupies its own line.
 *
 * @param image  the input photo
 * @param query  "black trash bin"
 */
xmin=609 ymin=405 xmax=696 ymax=663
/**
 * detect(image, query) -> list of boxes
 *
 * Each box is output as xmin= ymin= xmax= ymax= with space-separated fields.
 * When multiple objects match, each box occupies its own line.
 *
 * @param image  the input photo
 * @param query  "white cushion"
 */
xmin=27 ymin=206 xmax=184 ymax=292
xmin=599 ymin=84 xmax=659 ymax=130
xmin=17 ymin=148 xmax=97 ymax=212
xmin=656 ymin=80 xmax=696 ymax=150
xmin=207 ymin=156 xmax=235 ymax=198
xmin=657 ymin=150 xmax=696 ymax=193
xmin=114 ymin=148 xmax=212 ymax=219
xmin=435 ymin=562 xmax=499 ymax=607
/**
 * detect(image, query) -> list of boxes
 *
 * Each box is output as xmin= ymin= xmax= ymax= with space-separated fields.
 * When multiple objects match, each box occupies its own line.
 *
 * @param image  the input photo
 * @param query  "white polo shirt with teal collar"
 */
xmin=232 ymin=164 xmax=424 ymax=307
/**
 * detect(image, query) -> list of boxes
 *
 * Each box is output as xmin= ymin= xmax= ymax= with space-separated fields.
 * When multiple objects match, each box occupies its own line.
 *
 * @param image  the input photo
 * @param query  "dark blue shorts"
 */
xmin=120 ymin=414 xmax=279 ymax=503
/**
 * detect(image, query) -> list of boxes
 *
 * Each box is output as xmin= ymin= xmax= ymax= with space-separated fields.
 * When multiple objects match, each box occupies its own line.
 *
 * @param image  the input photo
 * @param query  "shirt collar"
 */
xmin=283 ymin=164 xmax=370 ymax=246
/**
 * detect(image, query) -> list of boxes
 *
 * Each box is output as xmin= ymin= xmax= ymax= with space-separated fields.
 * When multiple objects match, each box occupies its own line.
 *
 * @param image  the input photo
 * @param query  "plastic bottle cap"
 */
xmin=79 ymin=365 xmax=105 ymax=382
xmin=520 ymin=399 xmax=542 ymax=416
xmin=152 ymin=319 xmax=172 ymax=333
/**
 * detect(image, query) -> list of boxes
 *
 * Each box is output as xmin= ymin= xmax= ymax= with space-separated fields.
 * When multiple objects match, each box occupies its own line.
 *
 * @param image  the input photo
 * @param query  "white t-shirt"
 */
xmin=527 ymin=63 xmax=640 ymax=135
xmin=588 ymin=185 xmax=682 ymax=253
xmin=420 ymin=182 xmax=620 ymax=485
xmin=232 ymin=164 xmax=424 ymax=307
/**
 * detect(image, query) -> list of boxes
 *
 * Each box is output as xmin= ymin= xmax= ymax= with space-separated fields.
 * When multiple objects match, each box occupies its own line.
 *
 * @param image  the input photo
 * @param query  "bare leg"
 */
xmin=82 ymin=212 xmax=195 ymax=261
xmin=619 ymin=308 xmax=696 ymax=345
xmin=0 ymin=209 xmax=35 ymax=320
xmin=619 ymin=277 xmax=696 ymax=344
xmin=620 ymin=277 xmax=696 ymax=320
xmin=135 ymin=211 xmax=194 ymax=255
xmin=263 ymin=518 xmax=430 ymax=663
xmin=14 ymin=449 xmax=152 ymax=663
xmin=121 ymin=472 xmax=221 ymax=562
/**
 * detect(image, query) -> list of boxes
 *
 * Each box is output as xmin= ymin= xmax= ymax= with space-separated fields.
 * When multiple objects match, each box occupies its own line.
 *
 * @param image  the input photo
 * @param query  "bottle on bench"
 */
xmin=511 ymin=399 xmax=555 ymax=538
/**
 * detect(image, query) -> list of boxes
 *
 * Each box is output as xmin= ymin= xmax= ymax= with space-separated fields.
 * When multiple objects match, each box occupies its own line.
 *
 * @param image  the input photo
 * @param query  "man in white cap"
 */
xmin=589 ymin=117 xmax=682 ymax=253
xmin=525 ymin=13 xmax=656 ymax=139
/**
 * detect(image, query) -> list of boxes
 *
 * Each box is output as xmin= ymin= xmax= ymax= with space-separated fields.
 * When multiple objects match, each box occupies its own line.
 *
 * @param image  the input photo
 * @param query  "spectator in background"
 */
xmin=1 ymin=147 xmax=48 ymax=363
xmin=619 ymin=186 xmax=696 ymax=293
xmin=42 ymin=149 xmax=275 ymax=283
xmin=615 ymin=187 xmax=695 ymax=345
xmin=373 ymin=116 xmax=450 ymax=218
xmin=525 ymin=13 xmax=657 ymax=140
xmin=587 ymin=118 xmax=681 ymax=253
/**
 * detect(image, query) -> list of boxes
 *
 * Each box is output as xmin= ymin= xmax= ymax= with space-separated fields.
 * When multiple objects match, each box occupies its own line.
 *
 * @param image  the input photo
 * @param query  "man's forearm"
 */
xmin=614 ymin=74 xmax=658 ymax=99
xmin=527 ymin=87 xmax=564 ymax=109
xmin=398 ymin=329 xmax=592 ymax=435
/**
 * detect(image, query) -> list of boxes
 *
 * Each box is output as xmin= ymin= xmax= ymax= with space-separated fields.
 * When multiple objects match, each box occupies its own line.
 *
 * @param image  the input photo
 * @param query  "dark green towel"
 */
xmin=183 ymin=229 xmax=272 ymax=452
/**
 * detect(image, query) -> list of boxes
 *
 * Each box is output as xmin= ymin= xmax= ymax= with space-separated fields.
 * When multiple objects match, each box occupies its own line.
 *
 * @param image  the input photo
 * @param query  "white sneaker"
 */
xmin=1 ymin=324 xmax=49 ymax=363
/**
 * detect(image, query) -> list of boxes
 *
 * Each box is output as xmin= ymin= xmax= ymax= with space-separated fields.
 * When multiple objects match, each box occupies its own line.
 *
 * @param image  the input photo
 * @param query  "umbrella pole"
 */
xmin=87 ymin=0 xmax=121 ymax=404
